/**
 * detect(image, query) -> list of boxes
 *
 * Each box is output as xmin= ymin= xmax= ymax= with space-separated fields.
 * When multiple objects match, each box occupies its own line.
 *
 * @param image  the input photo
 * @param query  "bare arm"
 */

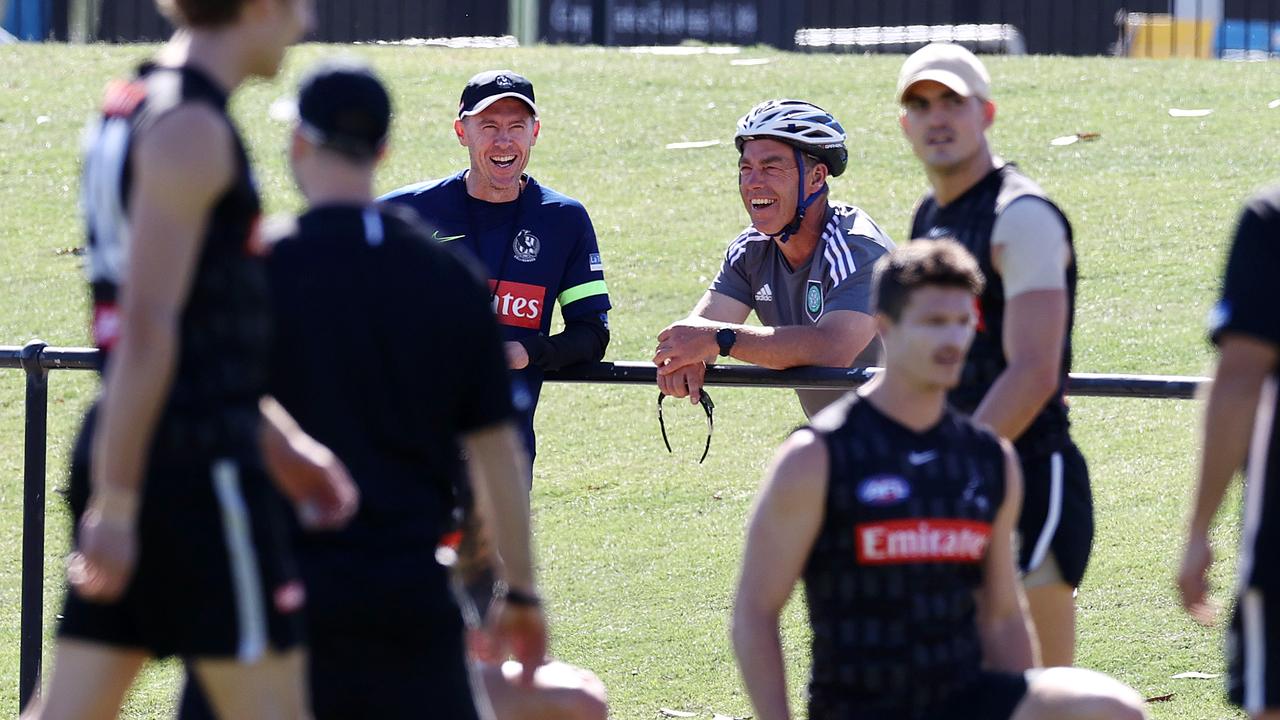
xmin=258 ymin=397 xmax=358 ymax=529
xmin=72 ymin=106 xmax=233 ymax=601
xmin=970 ymin=288 xmax=1067 ymax=440
xmin=976 ymin=439 xmax=1040 ymax=671
xmin=462 ymin=421 xmax=535 ymax=591
xmin=973 ymin=200 xmax=1071 ymax=441
xmin=89 ymin=105 xmax=232 ymax=507
xmin=656 ymin=290 xmax=877 ymax=371
xmin=653 ymin=291 xmax=750 ymax=402
xmin=732 ymin=430 xmax=828 ymax=720
xmin=1178 ymin=334 xmax=1278 ymax=620
xmin=462 ymin=420 xmax=546 ymax=682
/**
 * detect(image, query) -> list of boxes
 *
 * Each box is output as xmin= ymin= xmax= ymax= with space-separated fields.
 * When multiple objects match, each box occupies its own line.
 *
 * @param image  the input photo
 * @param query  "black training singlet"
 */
xmin=79 ymin=63 xmax=268 ymax=461
xmin=910 ymin=164 xmax=1077 ymax=456
xmin=804 ymin=394 xmax=1007 ymax=719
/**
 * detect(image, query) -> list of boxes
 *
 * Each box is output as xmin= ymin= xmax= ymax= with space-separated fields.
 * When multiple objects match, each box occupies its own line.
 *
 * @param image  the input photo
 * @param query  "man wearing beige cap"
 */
xmin=897 ymin=43 xmax=1091 ymax=667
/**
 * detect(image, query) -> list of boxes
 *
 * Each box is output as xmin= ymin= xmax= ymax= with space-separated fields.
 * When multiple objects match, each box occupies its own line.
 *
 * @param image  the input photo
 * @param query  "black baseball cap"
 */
xmin=297 ymin=58 xmax=392 ymax=160
xmin=458 ymin=69 xmax=538 ymax=119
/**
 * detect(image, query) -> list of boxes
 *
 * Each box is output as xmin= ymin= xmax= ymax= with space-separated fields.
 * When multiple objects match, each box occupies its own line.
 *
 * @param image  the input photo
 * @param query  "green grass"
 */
xmin=0 ymin=42 xmax=1273 ymax=718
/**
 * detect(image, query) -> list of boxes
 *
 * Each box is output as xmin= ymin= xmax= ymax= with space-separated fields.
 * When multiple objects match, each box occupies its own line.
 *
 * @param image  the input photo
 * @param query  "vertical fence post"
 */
xmin=18 ymin=339 xmax=48 ymax=713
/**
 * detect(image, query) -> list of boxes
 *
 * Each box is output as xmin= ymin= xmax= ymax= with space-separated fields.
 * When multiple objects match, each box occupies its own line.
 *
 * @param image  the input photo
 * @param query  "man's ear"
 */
xmin=808 ymin=159 xmax=829 ymax=194
xmin=982 ymin=100 xmax=996 ymax=129
xmin=454 ymin=118 xmax=467 ymax=146
xmin=530 ymin=118 xmax=541 ymax=146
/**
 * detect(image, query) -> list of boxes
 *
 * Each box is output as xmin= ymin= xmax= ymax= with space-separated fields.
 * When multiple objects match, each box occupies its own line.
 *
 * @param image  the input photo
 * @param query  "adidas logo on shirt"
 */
xmin=755 ymin=283 xmax=774 ymax=302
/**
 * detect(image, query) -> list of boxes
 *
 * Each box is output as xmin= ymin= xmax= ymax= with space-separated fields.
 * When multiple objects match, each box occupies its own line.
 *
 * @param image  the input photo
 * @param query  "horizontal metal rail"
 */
xmin=0 ymin=345 xmax=1210 ymax=397
xmin=0 ymin=341 xmax=1209 ymax=709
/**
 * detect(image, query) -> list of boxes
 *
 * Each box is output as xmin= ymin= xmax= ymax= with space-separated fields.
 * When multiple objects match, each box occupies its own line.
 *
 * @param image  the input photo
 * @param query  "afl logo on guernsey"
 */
xmin=513 ymin=230 xmax=540 ymax=262
xmin=857 ymin=475 xmax=910 ymax=506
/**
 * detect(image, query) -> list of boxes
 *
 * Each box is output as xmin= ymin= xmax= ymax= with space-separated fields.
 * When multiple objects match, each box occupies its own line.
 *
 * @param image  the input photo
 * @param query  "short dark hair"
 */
xmin=872 ymin=239 xmax=985 ymax=321
xmin=155 ymin=0 xmax=249 ymax=27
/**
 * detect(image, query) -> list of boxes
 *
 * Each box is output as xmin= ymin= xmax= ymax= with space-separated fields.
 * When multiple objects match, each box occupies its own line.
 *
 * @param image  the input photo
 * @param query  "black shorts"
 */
xmin=808 ymin=671 xmax=1027 ymax=720
xmin=180 ymin=546 xmax=479 ymax=720
xmin=955 ymin=671 xmax=1030 ymax=720
xmin=1228 ymin=587 xmax=1280 ymax=714
xmin=1016 ymin=442 xmax=1093 ymax=587
xmin=58 ymin=449 xmax=304 ymax=660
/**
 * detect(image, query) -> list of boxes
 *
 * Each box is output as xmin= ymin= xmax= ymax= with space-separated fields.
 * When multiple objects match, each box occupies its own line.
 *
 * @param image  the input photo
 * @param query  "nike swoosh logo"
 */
xmin=907 ymin=450 xmax=938 ymax=466
xmin=432 ymin=231 xmax=466 ymax=242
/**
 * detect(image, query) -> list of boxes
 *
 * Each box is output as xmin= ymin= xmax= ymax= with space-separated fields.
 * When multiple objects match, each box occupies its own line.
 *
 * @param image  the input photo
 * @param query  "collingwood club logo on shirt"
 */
xmin=806 ymin=280 xmax=824 ymax=322
xmin=513 ymin=230 xmax=540 ymax=262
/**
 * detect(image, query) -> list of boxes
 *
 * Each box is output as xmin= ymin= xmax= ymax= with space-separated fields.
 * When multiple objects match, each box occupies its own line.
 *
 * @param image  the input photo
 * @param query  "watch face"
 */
xmin=717 ymin=328 xmax=735 ymax=355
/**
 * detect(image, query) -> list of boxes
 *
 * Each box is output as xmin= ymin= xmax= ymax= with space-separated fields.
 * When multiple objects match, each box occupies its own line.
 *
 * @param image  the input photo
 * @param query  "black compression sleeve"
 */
xmin=520 ymin=313 xmax=610 ymax=371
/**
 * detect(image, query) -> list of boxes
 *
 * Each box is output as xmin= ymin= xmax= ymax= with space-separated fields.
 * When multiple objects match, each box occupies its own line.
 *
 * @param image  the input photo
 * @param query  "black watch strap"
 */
xmin=494 ymin=581 xmax=542 ymax=608
xmin=716 ymin=327 xmax=737 ymax=357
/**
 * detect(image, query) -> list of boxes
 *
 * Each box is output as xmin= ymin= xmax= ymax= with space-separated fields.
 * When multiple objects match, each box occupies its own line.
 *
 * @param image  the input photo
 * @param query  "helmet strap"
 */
xmin=770 ymin=148 xmax=827 ymax=245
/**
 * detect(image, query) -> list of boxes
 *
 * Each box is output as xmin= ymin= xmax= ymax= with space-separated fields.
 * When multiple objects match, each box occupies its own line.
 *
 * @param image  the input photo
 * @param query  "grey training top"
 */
xmin=710 ymin=202 xmax=895 ymax=416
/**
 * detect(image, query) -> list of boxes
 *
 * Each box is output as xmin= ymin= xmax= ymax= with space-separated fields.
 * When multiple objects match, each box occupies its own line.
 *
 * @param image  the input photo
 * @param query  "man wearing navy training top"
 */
xmin=382 ymin=70 xmax=611 ymax=464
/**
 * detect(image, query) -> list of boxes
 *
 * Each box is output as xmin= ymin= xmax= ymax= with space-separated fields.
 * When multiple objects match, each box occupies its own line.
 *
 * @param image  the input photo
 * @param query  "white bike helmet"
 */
xmin=734 ymin=99 xmax=848 ymax=177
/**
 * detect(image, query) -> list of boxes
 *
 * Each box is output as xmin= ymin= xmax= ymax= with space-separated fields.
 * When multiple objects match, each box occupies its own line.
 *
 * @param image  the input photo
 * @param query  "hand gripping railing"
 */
xmin=0 ymin=342 xmax=1209 ymax=711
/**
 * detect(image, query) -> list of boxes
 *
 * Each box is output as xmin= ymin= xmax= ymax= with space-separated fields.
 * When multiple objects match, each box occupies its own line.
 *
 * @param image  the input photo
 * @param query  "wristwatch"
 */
xmin=715 ymin=327 xmax=737 ymax=357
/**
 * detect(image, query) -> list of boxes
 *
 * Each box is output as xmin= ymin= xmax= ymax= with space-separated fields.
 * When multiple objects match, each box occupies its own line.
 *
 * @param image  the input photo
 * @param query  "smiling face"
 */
xmin=455 ymin=98 xmax=540 ymax=202
xmin=738 ymin=138 xmax=826 ymax=236
xmin=880 ymin=284 xmax=977 ymax=392
xmin=899 ymin=80 xmax=994 ymax=176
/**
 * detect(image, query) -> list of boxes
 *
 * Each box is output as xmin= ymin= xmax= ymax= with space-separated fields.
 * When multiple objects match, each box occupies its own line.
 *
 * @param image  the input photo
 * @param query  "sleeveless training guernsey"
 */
xmin=910 ymin=165 xmax=1077 ymax=456
xmin=804 ymin=395 xmax=1007 ymax=718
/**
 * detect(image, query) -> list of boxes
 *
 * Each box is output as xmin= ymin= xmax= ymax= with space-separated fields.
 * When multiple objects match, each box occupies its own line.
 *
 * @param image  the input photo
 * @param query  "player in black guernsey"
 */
xmin=732 ymin=241 xmax=1145 ymax=720
xmin=898 ymin=43 xmax=1090 ymax=666
xmin=171 ymin=60 xmax=547 ymax=720
xmin=1179 ymin=185 xmax=1280 ymax=720
xmin=27 ymin=2 xmax=359 ymax=719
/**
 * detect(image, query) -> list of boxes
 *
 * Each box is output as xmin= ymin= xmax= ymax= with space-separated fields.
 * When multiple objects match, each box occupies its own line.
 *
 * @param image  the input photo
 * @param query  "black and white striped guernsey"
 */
xmin=803 ymin=393 xmax=1007 ymax=719
xmin=910 ymin=164 xmax=1077 ymax=457
xmin=79 ymin=63 xmax=269 ymax=461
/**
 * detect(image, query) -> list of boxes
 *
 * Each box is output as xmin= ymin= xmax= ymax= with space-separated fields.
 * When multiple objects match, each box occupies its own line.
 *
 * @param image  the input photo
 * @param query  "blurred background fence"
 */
xmin=4 ymin=0 xmax=1280 ymax=58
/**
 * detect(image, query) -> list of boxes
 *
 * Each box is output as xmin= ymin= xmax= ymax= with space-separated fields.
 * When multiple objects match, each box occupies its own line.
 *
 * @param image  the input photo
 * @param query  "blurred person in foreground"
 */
xmin=1178 ymin=184 xmax=1280 ymax=720
xmin=732 ymin=241 xmax=1146 ymax=720
xmin=26 ymin=1 xmax=361 ymax=718
xmin=175 ymin=58 xmax=553 ymax=719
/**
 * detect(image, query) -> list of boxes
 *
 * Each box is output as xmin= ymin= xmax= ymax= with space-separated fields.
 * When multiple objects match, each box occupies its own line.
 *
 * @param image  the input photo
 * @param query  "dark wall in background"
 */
xmin=78 ymin=0 xmax=1280 ymax=52
xmin=95 ymin=0 xmax=506 ymax=42
xmin=795 ymin=0 xmax=1173 ymax=55
xmin=540 ymin=0 xmax=797 ymax=47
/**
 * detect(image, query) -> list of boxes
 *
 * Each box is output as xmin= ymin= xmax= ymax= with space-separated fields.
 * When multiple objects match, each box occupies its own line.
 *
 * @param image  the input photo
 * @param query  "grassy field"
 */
xmin=0 ymin=41 xmax=1273 ymax=718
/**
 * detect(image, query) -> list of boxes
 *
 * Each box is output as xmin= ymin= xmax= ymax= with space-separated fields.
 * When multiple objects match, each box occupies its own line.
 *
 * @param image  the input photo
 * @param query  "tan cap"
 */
xmin=896 ymin=43 xmax=992 ymax=103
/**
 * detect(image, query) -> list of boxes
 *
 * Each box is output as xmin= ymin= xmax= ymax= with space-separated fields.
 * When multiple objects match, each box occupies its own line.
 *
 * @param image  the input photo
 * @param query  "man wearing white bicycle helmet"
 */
xmin=654 ymin=99 xmax=895 ymax=417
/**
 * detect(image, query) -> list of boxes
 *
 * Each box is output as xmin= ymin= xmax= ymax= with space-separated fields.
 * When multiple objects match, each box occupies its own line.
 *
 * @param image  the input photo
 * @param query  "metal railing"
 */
xmin=0 ymin=340 xmax=1209 ymax=711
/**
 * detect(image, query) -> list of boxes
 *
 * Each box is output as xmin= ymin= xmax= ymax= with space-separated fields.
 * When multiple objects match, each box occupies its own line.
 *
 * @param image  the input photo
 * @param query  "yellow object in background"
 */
xmin=1127 ymin=13 xmax=1216 ymax=59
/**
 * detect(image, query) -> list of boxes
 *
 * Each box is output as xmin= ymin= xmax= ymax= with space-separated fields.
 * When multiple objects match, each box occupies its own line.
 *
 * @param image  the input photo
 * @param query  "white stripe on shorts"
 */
xmin=212 ymin=459 xmax=268 ymax=663
xmin=1027 ymin=451 xmax=1063 ymax=573
xmin=1243 ymin=589 xmax=1267 ymax=714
